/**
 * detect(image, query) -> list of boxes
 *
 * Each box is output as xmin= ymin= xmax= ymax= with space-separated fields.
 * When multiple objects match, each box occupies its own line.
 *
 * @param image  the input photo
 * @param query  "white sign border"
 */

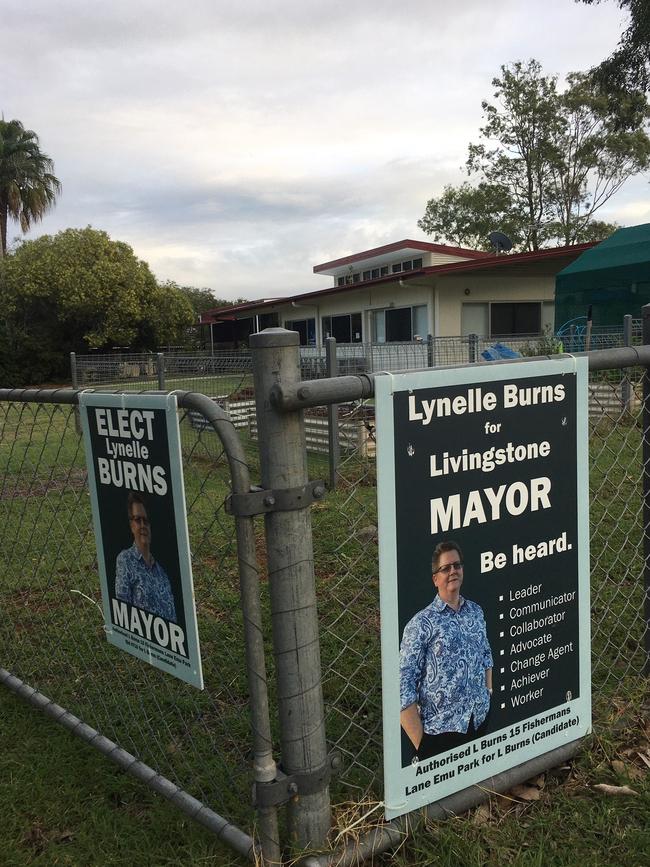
xmin=376 ymin=358 xmax=591 ymax=819
xmin=80 ymin=392 xmax=204 ymax=689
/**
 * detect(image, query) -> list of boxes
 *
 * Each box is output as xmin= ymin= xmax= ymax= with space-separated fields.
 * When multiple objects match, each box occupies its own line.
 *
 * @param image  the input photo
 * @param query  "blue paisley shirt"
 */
xmin=400 ymin=595 xmax=493 ymax=735
xmin=115 ymin=544 xmax=177 ymax=622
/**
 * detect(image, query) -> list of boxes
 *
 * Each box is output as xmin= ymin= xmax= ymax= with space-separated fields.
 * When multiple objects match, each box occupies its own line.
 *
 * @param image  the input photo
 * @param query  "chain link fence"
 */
xmin=2 ymin=345 xmax=649 ymax=864
xmin=309 ymin=363 xmax=649 ymax=817
xmin=72 ymin=321 xmax=641 ymax=393
xmin=0 ymin=395 xmax=268 ymax=857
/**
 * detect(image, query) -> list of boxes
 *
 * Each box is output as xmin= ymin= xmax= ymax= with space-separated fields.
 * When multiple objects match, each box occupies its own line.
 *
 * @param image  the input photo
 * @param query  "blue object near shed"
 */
xmin=481 ymin=342 xmax=522 ymax=361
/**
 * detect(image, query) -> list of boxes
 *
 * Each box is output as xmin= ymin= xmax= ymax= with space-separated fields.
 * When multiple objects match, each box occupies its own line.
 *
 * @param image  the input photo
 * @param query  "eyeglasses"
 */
xmin=434 ymin=561 xmax=463 ymax=575
xmin=130 ymin=515 xmax=150 ymax=526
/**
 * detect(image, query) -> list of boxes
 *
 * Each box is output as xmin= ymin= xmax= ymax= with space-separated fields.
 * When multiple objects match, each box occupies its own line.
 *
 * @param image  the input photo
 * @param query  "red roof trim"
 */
xmin=200 ymin=242 xmax=596 ymax=323
xmin=313 ymin=239 xmax=486 ymax=273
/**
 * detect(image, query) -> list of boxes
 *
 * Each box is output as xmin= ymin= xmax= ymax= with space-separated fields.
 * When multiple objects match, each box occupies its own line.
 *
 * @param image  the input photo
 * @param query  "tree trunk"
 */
xmin=0 ymin=204 xmax=7 ymax=256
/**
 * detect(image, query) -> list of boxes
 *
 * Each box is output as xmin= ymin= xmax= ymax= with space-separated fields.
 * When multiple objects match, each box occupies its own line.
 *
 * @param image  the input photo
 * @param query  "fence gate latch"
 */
xmin=253 ymin=753 xmax=340 ymax=809
xmin=226 ymin=480 xmax=326 ymax=517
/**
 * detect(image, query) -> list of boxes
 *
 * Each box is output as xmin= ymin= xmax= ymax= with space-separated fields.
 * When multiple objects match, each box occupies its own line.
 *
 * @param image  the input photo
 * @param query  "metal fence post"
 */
xmin=469 ymin=333 xmax=478 ymax=364
xmin=622 ymin=314 xmax=632 ymax=414
xmin=70 ymin=352 xmax=78 ymax=388
xmin=641 ymin=304 xmax=650 ymax=675
xmin=427 ymin=333 xmax=434 ymax=368
xmin=325 ymin=338 xmax=340 ymax=491
xmin=156 ymin=352 xmax=166 ymax=389
xmin=250 ymin=328 xmax=332 ymax=849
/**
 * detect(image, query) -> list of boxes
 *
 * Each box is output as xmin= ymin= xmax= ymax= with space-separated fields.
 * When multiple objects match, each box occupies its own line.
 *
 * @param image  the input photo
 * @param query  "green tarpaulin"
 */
xmin=555 ymin=224 xmax=650 ymax=330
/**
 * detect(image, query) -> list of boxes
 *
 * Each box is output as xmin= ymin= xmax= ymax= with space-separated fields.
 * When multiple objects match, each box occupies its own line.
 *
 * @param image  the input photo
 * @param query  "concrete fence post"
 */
xmin=641 ymin=304 xmax=650 ymax=676
xmin=250 ymin=328 xmax=332 ymax=849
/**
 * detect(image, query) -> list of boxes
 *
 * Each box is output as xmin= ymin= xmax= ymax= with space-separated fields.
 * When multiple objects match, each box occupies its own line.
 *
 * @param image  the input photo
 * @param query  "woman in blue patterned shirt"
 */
xmin=114 ymin=491 xmax=177 ymax=622
xmin=400 ymin=540 xmax=493 ymax=762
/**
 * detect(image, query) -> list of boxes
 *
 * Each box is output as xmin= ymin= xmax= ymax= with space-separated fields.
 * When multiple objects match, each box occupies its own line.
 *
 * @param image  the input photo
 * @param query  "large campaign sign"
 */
xmin=376 ymin=358 xmax=590 ymax=819
xmin=80 ymin=393 xmax=203 ymax=688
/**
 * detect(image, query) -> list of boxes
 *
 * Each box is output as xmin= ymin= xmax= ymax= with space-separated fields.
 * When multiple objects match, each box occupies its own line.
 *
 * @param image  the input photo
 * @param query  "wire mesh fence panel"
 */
xmin=309 ymin=367 xmax=649 ymax=811
xmin=0 ymin=398 xmax=262 ymax=834
xmin=587 ymin=369 xmax=647 ymax=690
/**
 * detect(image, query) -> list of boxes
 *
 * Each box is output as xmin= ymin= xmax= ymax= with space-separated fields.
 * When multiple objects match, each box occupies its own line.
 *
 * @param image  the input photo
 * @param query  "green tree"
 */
xmin=174 ymin=284 xmax=247 ymax=317
xmin=419 ymin=60 xmax=649 ymax=251
xmin=0 ymin=118 xmax=61 ymax=256
xmin=580 ymin=0 xmax=650 ymax=92
xmin=417 ymin=182 xmax=523 ymax=250
xmin=0 ymin=227 xmax=194 ymax=384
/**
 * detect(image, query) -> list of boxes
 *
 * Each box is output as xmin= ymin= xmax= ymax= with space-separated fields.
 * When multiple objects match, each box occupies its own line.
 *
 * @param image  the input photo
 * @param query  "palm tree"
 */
xmin=0 ymin=118 xmax=61 ymax=256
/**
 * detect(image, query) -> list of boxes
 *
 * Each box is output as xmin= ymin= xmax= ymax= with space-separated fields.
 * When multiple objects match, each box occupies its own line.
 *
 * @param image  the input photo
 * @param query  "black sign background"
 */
xmin=393 ymin=371 xmax=580 ymax=742
xmin=86 ymin=405 xmax=187 ymax=635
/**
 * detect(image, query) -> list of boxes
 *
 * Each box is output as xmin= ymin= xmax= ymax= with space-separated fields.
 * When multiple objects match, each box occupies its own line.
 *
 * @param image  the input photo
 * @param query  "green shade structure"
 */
xmin=555 ymin=224 xmax=650 ymax=330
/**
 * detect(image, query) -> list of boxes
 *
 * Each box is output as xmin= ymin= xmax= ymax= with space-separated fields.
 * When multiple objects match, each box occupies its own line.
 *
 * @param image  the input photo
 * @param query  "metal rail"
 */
xmin=269 ymin=346 xmax=650 ymax=412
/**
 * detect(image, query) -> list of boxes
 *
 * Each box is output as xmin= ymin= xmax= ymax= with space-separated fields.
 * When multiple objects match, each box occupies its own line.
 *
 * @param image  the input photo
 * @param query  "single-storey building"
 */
xmin=201 ymin=239 xmax=595 ymax=351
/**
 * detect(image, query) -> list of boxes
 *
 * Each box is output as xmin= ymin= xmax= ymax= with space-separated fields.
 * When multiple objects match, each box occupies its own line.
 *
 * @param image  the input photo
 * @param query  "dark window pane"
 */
xmin=351 ymin=312 xmax=362 ymax=342
xmin=380 ymin=266 xmax=389 ymax=276
xmin=353 ymin=273 xmax=361 ymax=283
xmin=392 ymin=263 xmax=402 ymax=273
xmin=371 ymin=268 xmax=380 ymax=279
xmin=386 ymin=307 xmax=412 ymax=341
xmin=285 ymin=318 xmax=315 ymax=345
xmin=413 ymin=257 xmax=423 ymax=269
xmin=362 ymin=270 xmax=371 ymax=280
xmin=491 ymin=303 xmax=541 ymax=336
xmin=322 ymin=316 xmax=331 ymax=340
xmin=331 ymin=315 xmax=352 ymax=343
xmin=337 ymin=277 xmax=345 ymax=286
xmin=402 ymin=260 xmax=413 ymax=271
xmin=259 ymin=312 xmax=279 ymax=329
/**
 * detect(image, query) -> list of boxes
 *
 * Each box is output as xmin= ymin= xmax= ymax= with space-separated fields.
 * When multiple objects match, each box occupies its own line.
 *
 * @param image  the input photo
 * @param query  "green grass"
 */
xmin=1 ymin=399 xmax=649 ymax=865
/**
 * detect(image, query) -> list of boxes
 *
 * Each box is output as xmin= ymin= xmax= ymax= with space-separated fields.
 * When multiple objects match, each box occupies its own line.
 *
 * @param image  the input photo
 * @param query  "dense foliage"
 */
xmin=0 ymin=228 xmax=195 ymax=385
xmin=419 ymin=60 xmax=650 ymax=251
xmin=581 ymin=0 xmax=650 ymax=92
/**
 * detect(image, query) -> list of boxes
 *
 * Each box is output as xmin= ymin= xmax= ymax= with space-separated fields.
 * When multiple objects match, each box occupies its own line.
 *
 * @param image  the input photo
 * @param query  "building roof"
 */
xmin=312 ymin=238 xmax=486 ymax=275
xmin=200 ymin=241 xmax=597 ymax=324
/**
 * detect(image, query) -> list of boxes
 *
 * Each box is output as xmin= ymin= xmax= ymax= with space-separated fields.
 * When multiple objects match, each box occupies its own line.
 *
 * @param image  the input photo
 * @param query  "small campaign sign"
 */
xmin=80 ymin=393 xmax=203 ymax=688
xmin=376 ymin=358 xmax=590 ymax=819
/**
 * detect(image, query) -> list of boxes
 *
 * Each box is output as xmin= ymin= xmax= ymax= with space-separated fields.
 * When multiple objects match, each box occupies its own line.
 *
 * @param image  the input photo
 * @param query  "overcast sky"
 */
xmin=4 ymin=0 xmax=647 ymax=300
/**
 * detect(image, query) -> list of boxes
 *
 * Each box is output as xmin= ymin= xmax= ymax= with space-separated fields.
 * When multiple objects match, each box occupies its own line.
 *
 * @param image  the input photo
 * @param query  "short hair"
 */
xmin=127 ymin=491 xmax=147 ymax=519
xmin=432 ymin=540 xmax=463 ymax=573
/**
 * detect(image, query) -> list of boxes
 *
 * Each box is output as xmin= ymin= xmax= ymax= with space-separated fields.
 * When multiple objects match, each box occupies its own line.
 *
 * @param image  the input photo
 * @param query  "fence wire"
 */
xmin=2 ymin=361 xmax=648 ymax=855
xmin=311 ymin=367 xmax=649 ymax=808
xmin=0 ymin=399 xmax=259 ymax=833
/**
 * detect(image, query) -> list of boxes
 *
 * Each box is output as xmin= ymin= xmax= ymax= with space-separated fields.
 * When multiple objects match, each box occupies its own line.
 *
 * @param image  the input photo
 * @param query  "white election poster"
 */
xmin=80 ymin=393 xmax=203 ymax=688
xmin=376 ymin=358 xmax=590 ymax=819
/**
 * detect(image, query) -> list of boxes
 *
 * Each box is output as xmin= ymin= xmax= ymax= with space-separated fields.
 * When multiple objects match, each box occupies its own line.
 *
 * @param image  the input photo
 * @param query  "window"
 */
xmin=491 ymin=303 xmax=541 ymax=336
xmin=402 ymin=260 xmax=413 ymax=271
xmin=337 ymin=277 xmax=345 ymax=286
xmin=285 ymin=318 xmax=316 ymax=345
xmin=258 ymin=312 xmax=279 ymax=330
xmin=461 ymin=302 xmax=545 ymax=337
xmin=372 ymin=305 xmax=428 ymax=343
xmin=362 ymin=270 xmax=371 ymax=281
xmin=352 ymin=273 xmax=361 ymax=283
xmin=412 ymin=257 xmax=423 ymax=269
xmin=380 ymin=266 xmax=389 ymax=276
xmin=392 ymin=263 xmax=402 ymax=273
xmin=371 ymin=268 xmax=380 ymax=279
xmin=322 ymin=312 xmax=362 ymax=343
